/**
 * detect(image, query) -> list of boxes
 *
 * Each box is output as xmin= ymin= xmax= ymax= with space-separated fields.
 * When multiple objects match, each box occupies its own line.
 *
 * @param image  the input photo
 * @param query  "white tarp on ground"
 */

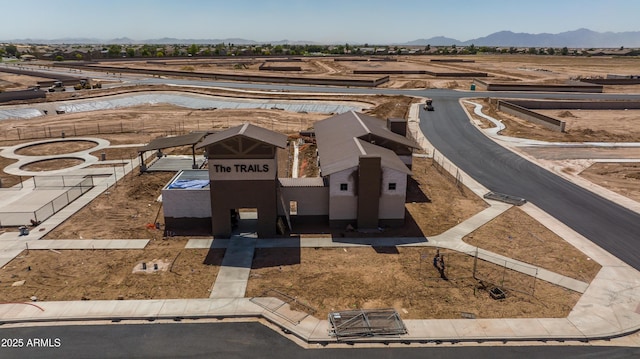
xmin=0 ymin=108 xmax=43 ymax=120
xmin=0 ymin=92 xmax=367 ymax=120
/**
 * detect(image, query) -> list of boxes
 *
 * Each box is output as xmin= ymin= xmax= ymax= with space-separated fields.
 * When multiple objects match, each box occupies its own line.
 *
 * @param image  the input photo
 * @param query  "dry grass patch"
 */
xmin=246 ymin=247 xmax=581 ymax=320
xmin=0 ymin=239 xmax=223 ymax=302
xmin=405 ymin=157 xmax=488 ymax=236
xmin=464 ymin=207 xmax=601 ymax=283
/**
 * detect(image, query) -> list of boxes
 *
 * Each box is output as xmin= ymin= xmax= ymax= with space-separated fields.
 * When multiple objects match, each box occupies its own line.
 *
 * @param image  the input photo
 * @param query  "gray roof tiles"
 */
xmin=196 ymin=123 xmax=287 ymax=149
xmin=314 ymin=111 xmax=414 ymax=176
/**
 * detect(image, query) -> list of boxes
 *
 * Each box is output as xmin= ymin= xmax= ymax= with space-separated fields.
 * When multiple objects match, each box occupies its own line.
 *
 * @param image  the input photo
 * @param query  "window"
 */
xmin=388 ymin=183 xmax=397 ymax=190
xmin=340 ymin=183 xmax=348 ymax=191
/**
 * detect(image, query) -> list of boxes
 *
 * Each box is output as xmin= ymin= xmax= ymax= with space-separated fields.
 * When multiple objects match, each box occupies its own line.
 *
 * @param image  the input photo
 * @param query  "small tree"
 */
xmin=54 ymin=55 xmax=64 ymax=61
xmin=107 ymin=44 xmax=122 ymax=57
xmin=561 ymin=47 xmax=569 ymax=56
xmin=188 ymin=44 xmax=199 ymax=56
xmin=5 ymin=44 xmax=18 ymax=57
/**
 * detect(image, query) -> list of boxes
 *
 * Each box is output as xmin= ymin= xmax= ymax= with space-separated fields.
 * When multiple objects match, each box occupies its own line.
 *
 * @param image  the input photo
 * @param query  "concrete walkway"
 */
xmin=210 ymin=235 xmax=257 ymax=298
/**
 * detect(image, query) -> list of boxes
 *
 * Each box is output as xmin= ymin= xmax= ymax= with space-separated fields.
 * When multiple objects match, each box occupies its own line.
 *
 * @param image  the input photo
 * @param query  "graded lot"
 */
xmin=1 ymin=55 xmax=635 ymax=320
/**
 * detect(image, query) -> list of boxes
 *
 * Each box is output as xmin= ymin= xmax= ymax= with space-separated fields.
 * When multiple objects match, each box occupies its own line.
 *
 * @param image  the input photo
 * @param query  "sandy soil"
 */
xmin=0 ymin=73 xmax=49 ymax=91
xmin=0 ymin=239 xmax=224 ymax=301
xmin=579 ymin=162 xmax=640 ymax=202
xmin=468 ymin=97 xmax=640 ymax=142
xmin=463 ymin=207 xmax=601 ymax=283
xmin=246 ymin=247 xmax=581 ymax=320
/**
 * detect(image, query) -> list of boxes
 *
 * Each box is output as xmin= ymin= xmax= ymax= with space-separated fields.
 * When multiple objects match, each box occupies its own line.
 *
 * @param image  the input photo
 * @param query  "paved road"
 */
xmin=1 ymin=322 xmax=638 ymax=359
xmin=417 ymin=96 xmax=640 ymax=270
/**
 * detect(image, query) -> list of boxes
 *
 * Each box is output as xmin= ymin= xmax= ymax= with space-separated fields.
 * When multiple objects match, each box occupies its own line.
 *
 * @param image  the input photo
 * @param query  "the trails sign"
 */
xmin=209 ymin=159 xmax=276 ymax=180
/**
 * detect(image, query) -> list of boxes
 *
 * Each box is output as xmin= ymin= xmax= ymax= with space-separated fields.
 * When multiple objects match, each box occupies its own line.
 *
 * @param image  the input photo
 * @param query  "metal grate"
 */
xmin=483 ymin=191 xmax=527 ymax=206
xmin=328 ymin=308 xmax=407 ymax=339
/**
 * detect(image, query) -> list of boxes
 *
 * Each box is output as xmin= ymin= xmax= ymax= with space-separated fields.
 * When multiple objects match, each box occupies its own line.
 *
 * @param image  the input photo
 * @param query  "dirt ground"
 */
xmin=0 ymin=239 xmax=224 ymax=302
xmin=465 ymin=97 xmax=640 ymax=142
xmin=1 ymin=56 xmax=634 ymax=318
xmin=245 ymin=247 xmax=581 ymax=320
xmin=579 ymin=162 xmax=640 ymax=202
xmin=463 ymin=207 xmax=601 ymax=283
xmin=80 ymin=55 xmax=640 ymax=92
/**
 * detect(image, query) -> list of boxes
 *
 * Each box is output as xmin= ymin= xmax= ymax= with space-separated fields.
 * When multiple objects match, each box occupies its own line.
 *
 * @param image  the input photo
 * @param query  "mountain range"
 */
xmin=405 ymin=28 xmax=640 ymax=48
xmin=4 ymin=29 xmax=639 ymax=48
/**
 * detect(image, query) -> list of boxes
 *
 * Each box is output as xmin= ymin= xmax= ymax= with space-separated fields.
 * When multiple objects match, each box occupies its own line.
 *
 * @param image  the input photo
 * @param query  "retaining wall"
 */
xmin=354 ymin=70 xmax=487 ymax=77
xmin=497 ymin=100 xmax=566 ymax=132
xmin=504 ymin=100 xmax=640 ymax=110
xmin=54 ymin=63 xmax=390 ymax=87
xmin=474 ymin=78 xmax=603 ymax=93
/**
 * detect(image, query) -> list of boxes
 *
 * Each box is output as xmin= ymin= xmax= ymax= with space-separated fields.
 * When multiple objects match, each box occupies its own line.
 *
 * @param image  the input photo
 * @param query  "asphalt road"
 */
xmin=1 ymin=322 xmax=638 ymax=359
xmin=417 ymin=96 xmax=640 ymax=270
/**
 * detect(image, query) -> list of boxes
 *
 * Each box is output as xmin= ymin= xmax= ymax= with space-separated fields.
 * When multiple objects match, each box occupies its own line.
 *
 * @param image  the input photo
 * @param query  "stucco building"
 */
xmin=161 ymin=111 xmax=418 ymax=237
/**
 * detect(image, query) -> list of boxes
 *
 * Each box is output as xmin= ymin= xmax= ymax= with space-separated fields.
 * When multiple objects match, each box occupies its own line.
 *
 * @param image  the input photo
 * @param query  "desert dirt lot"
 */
xmin=1 ymin=54 xmax=636 ymax=319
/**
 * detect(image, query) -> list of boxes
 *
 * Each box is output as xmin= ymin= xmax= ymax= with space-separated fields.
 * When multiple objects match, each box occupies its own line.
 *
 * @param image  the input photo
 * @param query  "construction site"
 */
xmin=0 ymin=54 xmax=639 ymax=342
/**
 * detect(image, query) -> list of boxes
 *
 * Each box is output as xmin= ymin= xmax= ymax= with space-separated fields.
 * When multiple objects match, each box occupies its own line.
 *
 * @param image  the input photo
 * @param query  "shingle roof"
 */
xmin=196 ymin=123 xmax=287 ymax=149
xmin=314 ymin=111 xmax=414 ymax=176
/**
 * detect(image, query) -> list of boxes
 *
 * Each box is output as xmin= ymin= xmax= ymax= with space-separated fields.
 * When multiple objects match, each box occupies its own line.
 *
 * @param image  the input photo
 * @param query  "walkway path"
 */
xmin=210 ymin=235 xmax=257 ymax=298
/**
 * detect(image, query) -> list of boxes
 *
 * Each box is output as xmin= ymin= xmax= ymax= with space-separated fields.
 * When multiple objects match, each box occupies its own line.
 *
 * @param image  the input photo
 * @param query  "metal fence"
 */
xmin=4 ymin=121 xmax=189 ymax=142
xmin=432 ymin=149 xmax=464 ymax=192
xmin=0 ymin=176 xmax=94 ymax=227
xmin=471 ymin=249 xmax=539 ymax=297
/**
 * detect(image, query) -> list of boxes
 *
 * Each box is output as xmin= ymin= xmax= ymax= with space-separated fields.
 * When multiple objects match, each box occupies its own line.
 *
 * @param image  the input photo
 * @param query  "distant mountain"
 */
xmin=2 ymin=29 xmax=639 ymax=47
xmin=405 ymin=29 xmax=640 ymax=48
xmin=404 ymin=36 xmax=462 ymax=46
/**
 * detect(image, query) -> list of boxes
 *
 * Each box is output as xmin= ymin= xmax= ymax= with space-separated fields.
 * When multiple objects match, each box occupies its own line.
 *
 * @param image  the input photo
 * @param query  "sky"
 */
xmin=2 ymin=0 xmax=639 ymax=43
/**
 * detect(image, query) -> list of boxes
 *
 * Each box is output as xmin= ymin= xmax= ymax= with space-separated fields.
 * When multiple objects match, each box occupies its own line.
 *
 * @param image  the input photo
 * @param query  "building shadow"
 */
xmin=251 ymin=247 xmax=301 ymax=269
xmin=372 ymin=246 xmax=400 ymax=254
xmin=406 ymin=176 xmax=431 ymax=203
xmin=203 ymin=248 xmax=226 ymax=266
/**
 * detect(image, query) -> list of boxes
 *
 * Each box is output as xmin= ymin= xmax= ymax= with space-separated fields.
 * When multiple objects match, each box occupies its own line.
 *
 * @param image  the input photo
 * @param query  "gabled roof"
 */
xmin=138 ymin=131 xmax=211 ymax=153
xmin=315 ymin=111 xmax=417 ymax=149
xmin=196 ymin=123 xmax=287 ymax=149
xmin=314 ymin=111 xmax=415 ymax=176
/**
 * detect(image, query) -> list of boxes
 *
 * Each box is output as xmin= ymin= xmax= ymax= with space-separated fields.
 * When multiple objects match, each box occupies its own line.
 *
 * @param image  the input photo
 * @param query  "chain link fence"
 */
xmin=0 ymin=176 xmax=94 ymax=227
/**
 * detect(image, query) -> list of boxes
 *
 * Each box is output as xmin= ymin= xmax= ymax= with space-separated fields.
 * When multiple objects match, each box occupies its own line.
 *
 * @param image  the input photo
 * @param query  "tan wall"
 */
xmin=328 ymin=168 xmax=358 ymax=220
xmin=379 ymin=168 xmax=407 ymax=220
xmin=279 ymin=186 xmax=329 ymax=216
